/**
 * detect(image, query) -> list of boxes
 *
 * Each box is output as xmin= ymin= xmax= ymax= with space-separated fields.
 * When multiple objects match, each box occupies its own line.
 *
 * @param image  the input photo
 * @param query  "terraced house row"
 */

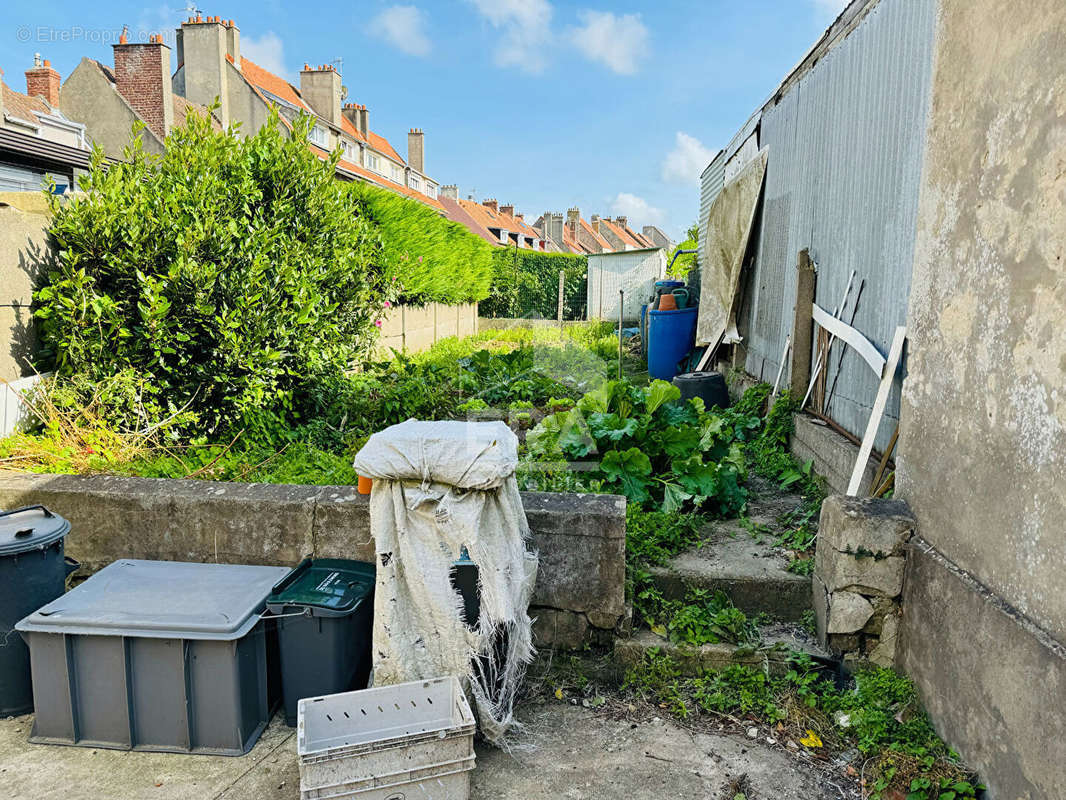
xmin=0 ymin=14 xmax=671 ymax=255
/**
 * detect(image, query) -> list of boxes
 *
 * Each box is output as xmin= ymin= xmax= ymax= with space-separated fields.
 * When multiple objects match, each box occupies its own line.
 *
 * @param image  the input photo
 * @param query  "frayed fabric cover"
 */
xmin=353 ymin=420 xmax=538 ymax=745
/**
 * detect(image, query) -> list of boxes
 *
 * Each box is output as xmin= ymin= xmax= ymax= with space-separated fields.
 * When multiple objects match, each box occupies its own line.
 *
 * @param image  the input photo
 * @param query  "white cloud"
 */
xmin=661 ymin=132 xmax=716 ymax=185
xmin=370 ymin=5 xmax=432 ymax=57
xmin=467 ymin=0 xmax=553 ymax=74
xmin=566 ymin=11 xmax=649 ymax=75
xmin=242 ymin=32 xmax=291 ymax=81
xmin=611 ymin=193 xmax=664 ymax=226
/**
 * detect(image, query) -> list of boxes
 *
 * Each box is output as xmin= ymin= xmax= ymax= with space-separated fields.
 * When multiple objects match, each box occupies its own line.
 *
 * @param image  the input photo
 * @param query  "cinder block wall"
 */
xmin=0 ymin=473 xmax=626 ymax=650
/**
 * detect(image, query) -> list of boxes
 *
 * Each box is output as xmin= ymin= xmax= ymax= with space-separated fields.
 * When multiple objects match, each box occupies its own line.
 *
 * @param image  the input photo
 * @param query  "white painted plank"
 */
xmin=847 ymin=326 xmax=906 ymax=496
xmin=812 ymin=303 xmax=886 ymax=376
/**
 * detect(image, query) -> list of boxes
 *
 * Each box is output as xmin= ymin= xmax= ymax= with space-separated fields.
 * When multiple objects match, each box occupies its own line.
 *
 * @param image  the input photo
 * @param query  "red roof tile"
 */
xmin=240 ymin=57 xmax=312 ymax=111
xmin=2 ymin=81 xmax=52 ymax=126
xmin=457 ymin=199 xmax=541 ymax=247
xmin=440 ymin=196 xmax=500 ymax=245
xmin=579 ymin=218 xmax=612 ymax=251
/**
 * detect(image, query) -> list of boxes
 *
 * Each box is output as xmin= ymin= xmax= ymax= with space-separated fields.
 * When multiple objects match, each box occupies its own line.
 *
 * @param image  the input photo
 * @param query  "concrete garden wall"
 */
xmin=0 ymin=472 xmax=626 ymax=650
xmin=376 ymin=302 xmax=478 ymax=355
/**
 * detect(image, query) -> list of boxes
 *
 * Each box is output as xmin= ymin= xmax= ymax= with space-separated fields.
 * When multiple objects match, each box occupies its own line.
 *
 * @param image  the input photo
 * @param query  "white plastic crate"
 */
xmin=298 ymin=676 xmax=476 ymax=800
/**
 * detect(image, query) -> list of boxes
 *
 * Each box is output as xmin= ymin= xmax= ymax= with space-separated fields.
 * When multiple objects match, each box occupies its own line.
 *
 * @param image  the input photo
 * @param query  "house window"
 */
xmin=425 ymin=184 xmax=437 ymax=198
xmin=341 ymin=140 xmax=354 ymax=161
xmin=367 ymin=153 xmax=380 ymax=172
xmin=409 ymin=176 xmax=421 ymax=191
xmin=391 ymin=164 xmax=403 ymax=183
xmin=308 ymin=125 xmax=327 ymax=147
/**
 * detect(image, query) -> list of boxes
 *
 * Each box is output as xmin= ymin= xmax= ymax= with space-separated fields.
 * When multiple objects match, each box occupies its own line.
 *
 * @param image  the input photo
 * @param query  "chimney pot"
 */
xmin=196 ymin=14 xmax=203 ymax=22
xmin=25 ymin=56 xmax=61 ymax=107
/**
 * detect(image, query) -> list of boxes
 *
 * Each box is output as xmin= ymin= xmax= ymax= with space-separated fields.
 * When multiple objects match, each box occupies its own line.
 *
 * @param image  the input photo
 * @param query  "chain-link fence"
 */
xmin=479 ymin=248 xmax=587 ymax=321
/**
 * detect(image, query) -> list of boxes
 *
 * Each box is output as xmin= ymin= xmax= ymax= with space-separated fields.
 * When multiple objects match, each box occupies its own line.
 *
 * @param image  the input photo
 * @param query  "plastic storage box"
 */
xmin=266 ymin=558 xmax=375 ymax=727
xmin=297 ymin=676 xmax=476 ymax=800
xmin=16 ymin=559 xmax=290 ymax=755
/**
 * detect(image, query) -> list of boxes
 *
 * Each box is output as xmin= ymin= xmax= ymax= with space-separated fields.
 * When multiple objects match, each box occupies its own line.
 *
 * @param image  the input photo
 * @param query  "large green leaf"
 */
xmin=600 ymin=447 xmax=653 ymax=503
xmin=588 ymin=412 xmax=638 ymax=443
xmin=672 ymin=455 xmax=719 ymax=498
xmin=656 ymin=425 xmax=702 ymax=458
xmin=644 ymin=379 xmax=681 ymax=414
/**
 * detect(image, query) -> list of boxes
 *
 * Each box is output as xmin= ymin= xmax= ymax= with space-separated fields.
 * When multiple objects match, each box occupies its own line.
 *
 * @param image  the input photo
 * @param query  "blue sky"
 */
xmin=3 ymin=0 xmax=846 ymax=238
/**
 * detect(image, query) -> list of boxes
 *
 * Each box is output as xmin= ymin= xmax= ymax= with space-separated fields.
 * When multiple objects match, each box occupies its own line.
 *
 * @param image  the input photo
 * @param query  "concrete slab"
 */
xmin=474 ymin=704 xmax=845 ymax=800
xmin=1 ymin=703 xmax=849 ymax=800
xmin=0 ymin=713 xmax=299 ymax=800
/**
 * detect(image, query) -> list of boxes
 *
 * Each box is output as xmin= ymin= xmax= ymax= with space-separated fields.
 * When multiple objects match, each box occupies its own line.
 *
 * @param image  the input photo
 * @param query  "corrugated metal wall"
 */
xmin=734 ymin=0 xmax=936 ymax=450
xmin=698 ymin=152 xmax=726 ymax=270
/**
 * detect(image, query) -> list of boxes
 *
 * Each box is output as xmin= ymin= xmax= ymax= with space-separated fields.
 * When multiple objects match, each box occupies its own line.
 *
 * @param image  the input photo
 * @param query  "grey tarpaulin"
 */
xmin=696 ymin=149 xmax=769 ymax=346
xmin=352 ymin=420 xmax=538 ymax=746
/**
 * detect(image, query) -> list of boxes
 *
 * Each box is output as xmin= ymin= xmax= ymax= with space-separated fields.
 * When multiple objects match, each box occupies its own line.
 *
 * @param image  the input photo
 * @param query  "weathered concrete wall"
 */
xmin=899 ymin=0 xmax=1066 ymax=643
xmin=896 ymin=1 xmax=1066 ymax=797
xmin=898 ymin=540 xmax=1066 ymax=799
xmin=0 ymin=473 xmax=626 ymax=650
xmin=376 ymin=302 xmax=478 ymax=355
xmin=0 ymin=194 xmax=52 ymax=383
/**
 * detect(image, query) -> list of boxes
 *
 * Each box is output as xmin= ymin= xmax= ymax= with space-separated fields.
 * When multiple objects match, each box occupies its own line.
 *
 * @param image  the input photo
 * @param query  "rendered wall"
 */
xmin=376 ymin=302 xmax=478 ymax=355
xmin=896 ymin=1 xmax=1066 ymax=797
xmin=0 ymin=473 xmax=625 ymax=649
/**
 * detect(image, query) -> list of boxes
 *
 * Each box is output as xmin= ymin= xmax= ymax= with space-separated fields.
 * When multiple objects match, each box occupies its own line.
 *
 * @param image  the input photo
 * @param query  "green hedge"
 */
xmin=482 ymin=249 xmax=588 ymax=319
xmin=351 ymin=183 xmax=493 ymax=304
xmin=36 ymin=110 xmax=389 ymax=433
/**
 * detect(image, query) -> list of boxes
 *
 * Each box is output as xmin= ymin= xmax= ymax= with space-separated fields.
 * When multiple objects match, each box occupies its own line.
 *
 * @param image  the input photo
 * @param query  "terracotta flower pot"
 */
xmin=658 ymin=293 xmax=678 ymax=311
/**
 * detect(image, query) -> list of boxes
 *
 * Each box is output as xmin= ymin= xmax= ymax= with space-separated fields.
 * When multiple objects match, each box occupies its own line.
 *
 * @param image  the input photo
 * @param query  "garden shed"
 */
xmin=586 ymin=247 xmax=666 ymax=323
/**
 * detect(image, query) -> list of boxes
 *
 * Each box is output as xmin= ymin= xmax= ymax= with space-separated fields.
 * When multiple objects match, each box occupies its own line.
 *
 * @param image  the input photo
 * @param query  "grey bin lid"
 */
xmin=0 ymin=505 xmax=71 ymax=556
xmin=17 ymin=559 xmax=291 ymax=641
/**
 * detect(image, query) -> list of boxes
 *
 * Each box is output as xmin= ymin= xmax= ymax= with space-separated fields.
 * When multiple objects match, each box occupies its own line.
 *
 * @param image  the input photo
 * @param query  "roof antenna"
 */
xmin=183 ymin=3 xmax=202 ymax=16
xmin=330 ymin=57 xmax=343 ymax=74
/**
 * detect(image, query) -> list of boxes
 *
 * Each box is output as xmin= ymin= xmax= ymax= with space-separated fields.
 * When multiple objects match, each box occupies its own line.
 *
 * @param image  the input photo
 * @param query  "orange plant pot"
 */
xmin=357 ymin=475 xmax=373 ymax=495
xmin=658 ymin=293 xmax=678 ymax=311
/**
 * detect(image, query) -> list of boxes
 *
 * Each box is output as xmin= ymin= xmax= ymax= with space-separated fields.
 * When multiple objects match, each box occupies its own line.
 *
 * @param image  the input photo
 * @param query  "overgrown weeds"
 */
xmin=622 ymin=650 xmax=982 ymax=800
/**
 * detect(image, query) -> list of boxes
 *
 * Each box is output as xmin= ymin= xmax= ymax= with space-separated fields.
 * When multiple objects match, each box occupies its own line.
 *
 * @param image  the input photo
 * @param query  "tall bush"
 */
xmin=35 ymin=110 xmax=391 ymax=433
xmin=482 ymin=249 xmax=588 ymax=319
xmin=351 ymin=183 xmax=493 ymax=304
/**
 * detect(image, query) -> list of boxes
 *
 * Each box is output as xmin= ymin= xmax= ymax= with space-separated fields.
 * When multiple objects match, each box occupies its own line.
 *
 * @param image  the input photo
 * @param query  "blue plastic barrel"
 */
xmin=647 ymin=306 xmax=699 ymax=381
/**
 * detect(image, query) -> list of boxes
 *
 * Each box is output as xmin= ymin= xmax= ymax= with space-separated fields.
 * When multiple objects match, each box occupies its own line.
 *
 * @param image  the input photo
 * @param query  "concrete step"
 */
xmin=614 ymin=624 xmax=831 ymax=678
xmin=647 ymin=477 xmax=815 ymax=621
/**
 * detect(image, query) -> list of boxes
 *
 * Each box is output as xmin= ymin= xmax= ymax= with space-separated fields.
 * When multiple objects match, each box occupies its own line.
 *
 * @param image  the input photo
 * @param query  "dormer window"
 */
xmin=367 ymin=153 xmax=380 ymax=172
xmin=308 ymin=125 xmax=327 ymax=147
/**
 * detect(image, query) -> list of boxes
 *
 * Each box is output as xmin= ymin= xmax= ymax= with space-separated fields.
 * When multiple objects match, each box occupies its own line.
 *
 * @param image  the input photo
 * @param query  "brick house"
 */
xmin=439 ymin=188 xmax=547 ymax=250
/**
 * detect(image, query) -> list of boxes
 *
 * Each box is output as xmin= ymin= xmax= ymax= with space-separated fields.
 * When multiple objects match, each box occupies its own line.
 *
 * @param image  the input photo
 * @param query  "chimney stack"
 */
xmin=407 ymin=128 xmax=424 ymax=174
xmin=614 ymin=215 xmax=628 ymax=229
xmin=441 ymin=184 xmax=458 ymax=200
xmin=500 ymin=203 xmax=515 ymax=218
xmin=113 ymin=35 xmax=174 ymax=140
xmin=483 ymin=199 xmax=498 ymax=213
xmin=300 ymin=63 xmax=342 ymax=126
xmin=177 ymin=16 xmax=231 ymax=126
xmin=566 ymin=207 xmax=580 ymax=233
xmin=515 ymin=213 xmax=524 ymax=222
xmin=590 ymin=214 xmax=602 ymax=234
xmin=25 ymin=55 xmax=61 ymax=107
xmin=548 ymin=212 xmax=564 ymax=245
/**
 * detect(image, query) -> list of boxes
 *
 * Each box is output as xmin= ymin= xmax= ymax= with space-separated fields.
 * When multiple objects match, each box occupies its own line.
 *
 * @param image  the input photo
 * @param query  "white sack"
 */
xmin=352 ymin=420 xmax=538 ymax=745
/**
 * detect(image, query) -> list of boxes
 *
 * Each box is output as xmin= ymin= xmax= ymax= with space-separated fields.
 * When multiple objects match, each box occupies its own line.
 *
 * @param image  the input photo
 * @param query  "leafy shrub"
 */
xmin=527 ymin=379 xmax=760 ymax=514
xmin=36 ymin=109 xmax=390 ymax=433
xmin=481 ymin=249 xmax=588 ymax=319
xmin=351 ymin=182 xmax=493 ymax=304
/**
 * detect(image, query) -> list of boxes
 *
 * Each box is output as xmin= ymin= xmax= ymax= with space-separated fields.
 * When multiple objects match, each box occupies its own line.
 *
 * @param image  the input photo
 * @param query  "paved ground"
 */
xmin=0 ymin=702 xmax=851 ymax=800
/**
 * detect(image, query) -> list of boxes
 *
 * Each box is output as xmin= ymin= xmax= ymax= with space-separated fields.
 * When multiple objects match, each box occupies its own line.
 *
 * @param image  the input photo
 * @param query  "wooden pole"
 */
xmin=557 ymin=270 xmax=565 ymax=335
xmin=618 ymin=289 xmax=624 ymax=380
xmin=790 ymin=249 xmax=816 ymax=398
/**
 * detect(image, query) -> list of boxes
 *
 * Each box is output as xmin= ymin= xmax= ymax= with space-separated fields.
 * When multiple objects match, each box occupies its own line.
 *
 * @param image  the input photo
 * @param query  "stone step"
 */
xmin=648 ymin=530 xmax=813 ymax=620
xmin=647 ymin=476 xmax=816 ymax=621
xmin=614 ymin=625 xmax=831 ymax=678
